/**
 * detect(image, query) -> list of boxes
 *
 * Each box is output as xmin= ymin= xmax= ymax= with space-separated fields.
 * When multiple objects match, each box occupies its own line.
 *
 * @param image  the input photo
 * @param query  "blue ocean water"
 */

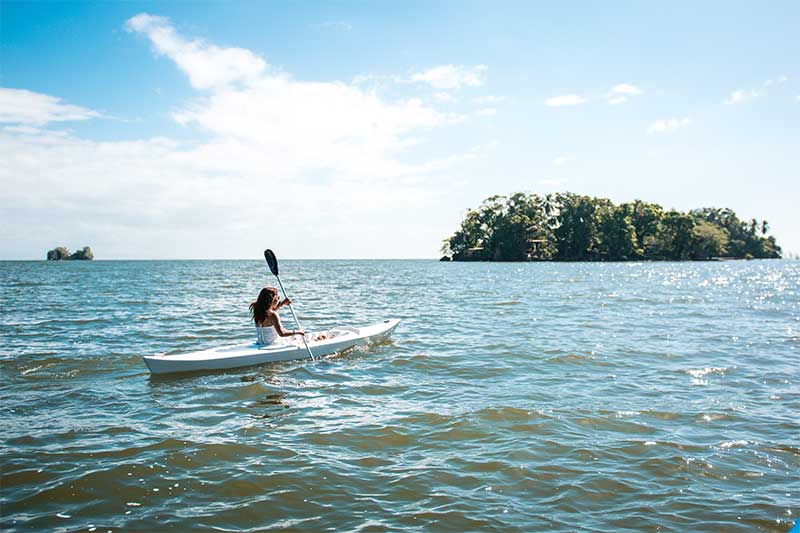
xmin=1 ymin=259 xmax=798 ymax=531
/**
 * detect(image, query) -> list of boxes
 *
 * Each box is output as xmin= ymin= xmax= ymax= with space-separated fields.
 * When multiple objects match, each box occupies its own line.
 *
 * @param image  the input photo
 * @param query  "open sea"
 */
xmin=1 ymin=259 xmax=798 ymax=532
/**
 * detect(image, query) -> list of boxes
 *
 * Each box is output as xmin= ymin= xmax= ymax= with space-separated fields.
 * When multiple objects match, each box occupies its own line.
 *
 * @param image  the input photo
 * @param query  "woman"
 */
xmin=249 ymin=287 xmax=304 ymax=346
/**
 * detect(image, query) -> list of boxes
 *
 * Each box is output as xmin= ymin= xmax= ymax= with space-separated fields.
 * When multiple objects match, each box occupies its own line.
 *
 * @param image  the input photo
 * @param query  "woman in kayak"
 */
xmin=250 ymin=287 xmax=304 ymax=345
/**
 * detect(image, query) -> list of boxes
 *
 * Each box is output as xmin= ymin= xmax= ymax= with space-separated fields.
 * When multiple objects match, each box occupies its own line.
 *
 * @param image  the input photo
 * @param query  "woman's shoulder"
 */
xmin=258 ymin=309 xmax=278 ymax=324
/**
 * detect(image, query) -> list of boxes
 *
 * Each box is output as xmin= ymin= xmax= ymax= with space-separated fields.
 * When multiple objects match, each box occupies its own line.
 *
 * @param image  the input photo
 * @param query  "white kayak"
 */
xmin=143 ymin=319 xmax=400 ymax=375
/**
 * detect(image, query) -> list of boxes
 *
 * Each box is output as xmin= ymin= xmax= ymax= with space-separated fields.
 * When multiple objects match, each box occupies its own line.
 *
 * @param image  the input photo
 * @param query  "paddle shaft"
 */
xmin=274 ymin=275 xmax=315 ymax=361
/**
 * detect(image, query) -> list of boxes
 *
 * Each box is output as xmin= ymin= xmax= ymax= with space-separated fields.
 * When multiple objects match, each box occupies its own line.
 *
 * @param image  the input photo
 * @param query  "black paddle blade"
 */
xmin=264 ymin=249 xmax=279 ymax=276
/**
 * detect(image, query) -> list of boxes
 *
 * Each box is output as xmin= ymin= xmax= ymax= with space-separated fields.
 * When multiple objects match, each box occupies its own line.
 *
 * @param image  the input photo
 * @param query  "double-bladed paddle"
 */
xmin=264 ymin=249 xmax=315 ymax=361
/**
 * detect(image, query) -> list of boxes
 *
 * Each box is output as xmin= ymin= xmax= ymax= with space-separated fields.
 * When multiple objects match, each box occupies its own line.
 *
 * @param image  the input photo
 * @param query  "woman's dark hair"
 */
xmin=250 ymin=287 xmax=278 ymax=324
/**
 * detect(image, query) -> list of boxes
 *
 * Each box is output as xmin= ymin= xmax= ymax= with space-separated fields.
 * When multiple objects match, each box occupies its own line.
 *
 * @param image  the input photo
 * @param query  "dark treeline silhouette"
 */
xmin=443 ymin=193 xmax=781 ymax=262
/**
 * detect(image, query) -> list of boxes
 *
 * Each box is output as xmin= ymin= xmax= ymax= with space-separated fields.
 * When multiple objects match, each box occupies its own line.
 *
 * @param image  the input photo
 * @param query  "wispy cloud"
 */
xmin=610 ymin=83 xmax=641 ymax=96
xmin=552 ymin=156 xmax=572 ymax=166
xmin=647 ymin=117 xmax=691 ymax=134
xmin=0 ymin=88 xmax=101 ymax=125
xmin=607 ymin=83 xmax=642 ymax=105
xmin=724 ymin=89 xmax=758 ymax=105
xmin=763 ymin=75 xmax=787 ymax=87
xmin=544 ymin=94 xmax=586 ymax=107
xmin=126 ymin=14 xmax=267 ymax=90
xmin=724 ymin=76 xmax=787 ymax=105
xmin=410 ymin=64 xmax=488 ymax=90
xmin=475 ymin=107 xmax=497 ymax=117
xmin=354 ymin=66 xmax=491 ymax=95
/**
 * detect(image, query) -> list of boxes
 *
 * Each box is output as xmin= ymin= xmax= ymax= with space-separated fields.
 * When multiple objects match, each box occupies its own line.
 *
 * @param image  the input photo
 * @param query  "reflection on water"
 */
xmin=251 ymin=391 xmax=290 ymax=420
xmin=1 ymin=259 xmax=799 ymax=532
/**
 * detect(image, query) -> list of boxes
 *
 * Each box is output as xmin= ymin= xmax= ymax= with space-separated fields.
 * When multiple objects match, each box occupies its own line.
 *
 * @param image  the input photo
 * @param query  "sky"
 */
xmin=1 ymin=1 xmax=798 ymax=259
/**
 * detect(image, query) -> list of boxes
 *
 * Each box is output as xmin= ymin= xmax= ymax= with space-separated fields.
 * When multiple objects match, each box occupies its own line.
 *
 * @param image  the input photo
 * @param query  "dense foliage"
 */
xmin=47 ymin=246 xmax=94 ymax=260
xmin=443 ymin=193 xmax=781 ymax=261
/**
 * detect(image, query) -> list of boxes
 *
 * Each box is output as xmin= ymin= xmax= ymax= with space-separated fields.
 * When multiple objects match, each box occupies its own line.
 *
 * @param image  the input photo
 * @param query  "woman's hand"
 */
xmin=280 ymin=297 xmax=292 ymax=307
xmin=294 ymin=330 xmax=305 ymax=336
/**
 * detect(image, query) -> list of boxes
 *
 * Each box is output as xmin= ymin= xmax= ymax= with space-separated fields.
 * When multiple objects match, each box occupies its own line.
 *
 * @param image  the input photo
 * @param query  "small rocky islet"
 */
xmin=46 ymin=246 xmax=94 ymax=261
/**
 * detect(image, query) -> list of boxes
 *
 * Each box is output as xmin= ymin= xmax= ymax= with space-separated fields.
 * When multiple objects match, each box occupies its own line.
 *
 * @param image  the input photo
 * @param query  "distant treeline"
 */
xmin=443 ymin=193 xmax=781 ymax=261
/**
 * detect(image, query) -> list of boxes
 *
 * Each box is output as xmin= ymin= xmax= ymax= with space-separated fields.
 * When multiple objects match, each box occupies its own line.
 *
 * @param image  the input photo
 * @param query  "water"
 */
xmin=1 ymin=260 xmax=798 ymax=531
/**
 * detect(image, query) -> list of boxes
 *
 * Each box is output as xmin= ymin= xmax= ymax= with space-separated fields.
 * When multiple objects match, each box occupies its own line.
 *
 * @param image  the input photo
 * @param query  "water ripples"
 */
xmin=1 ymin=259 xmax=799 ymax=531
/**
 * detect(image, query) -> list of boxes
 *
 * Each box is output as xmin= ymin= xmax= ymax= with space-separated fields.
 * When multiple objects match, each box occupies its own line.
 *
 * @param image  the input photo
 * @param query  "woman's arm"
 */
xmin=268 ymin=310 xmax=303 ymax=337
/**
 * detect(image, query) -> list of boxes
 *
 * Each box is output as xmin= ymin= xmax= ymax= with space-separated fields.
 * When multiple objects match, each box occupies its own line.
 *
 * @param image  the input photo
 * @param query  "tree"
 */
xmin=655 ymin=211 xmax=695 ymax=259
xmin=597 ymin=203 xmax=637 ymax=260
xmin=488 ymin=193 xmax=536 ymax=261
xmin=553 ymin=193 xmax=600 ymax=260
xmin=627 ymin=200 xmax=663 ymax=258
xmin=690 ymin=220 xmax=729 ymax=259
xmin=447 ymin=209 xmax=486 ymax=260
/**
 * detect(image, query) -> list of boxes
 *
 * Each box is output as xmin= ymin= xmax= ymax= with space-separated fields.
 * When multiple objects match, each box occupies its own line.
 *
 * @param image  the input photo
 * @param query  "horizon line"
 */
xmin=0 ymin=257 xmax=442 ymax=261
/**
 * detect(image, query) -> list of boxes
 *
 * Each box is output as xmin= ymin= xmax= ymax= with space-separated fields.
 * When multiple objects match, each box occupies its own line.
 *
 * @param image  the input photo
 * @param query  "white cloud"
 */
xmin=410 ymin=64 xmax=488 ymax=90
xmin=726 ymin=76 xmax=789 ymax=104
xmin=0 ymin=104 xmax=457 ymax=259
xmin=606 ymin=83 xmax=642 ymax=105
xmin=126 ymin=13 xmax=267 ymax=90
xmin=169 ymin=84 xmax=450 ymax=179
xmin=1 ymin=16 xmax=478 ymax=259
xmin=354 ymin=67 xmax=492 ymax=95
xmin=475 ymin=107 xmax=496 ymax=117
xmin=125 ymin=13 xmax=455 ymax=182
xmin=646 ymin=117 xmax=691 ymax=134
xmin=0 ymin=88 xmax=100 ymax=125
xmin=544 ymin=94 xmax=586 ymax=107
xmin=763 ymin=75 xmax=788 ymax=87
xmin=610 ymin=83 xmax=641 ymax=96
xmin=724 ymin=89 xmax=758 ymax=105
xmin=552 ymin=156 xmax=572 ymax=166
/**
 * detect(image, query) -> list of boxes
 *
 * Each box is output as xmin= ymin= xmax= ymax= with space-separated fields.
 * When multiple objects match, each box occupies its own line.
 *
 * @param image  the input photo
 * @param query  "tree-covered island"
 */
xmin=442 ymin=193 xmax=781 ymax=262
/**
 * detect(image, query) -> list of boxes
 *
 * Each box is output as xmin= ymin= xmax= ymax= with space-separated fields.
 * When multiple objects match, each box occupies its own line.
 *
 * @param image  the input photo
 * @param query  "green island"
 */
xmin=46 ymin=246 xmax=94 ymax=261
xmin=442 ymin=192 xmax=781 ymax=262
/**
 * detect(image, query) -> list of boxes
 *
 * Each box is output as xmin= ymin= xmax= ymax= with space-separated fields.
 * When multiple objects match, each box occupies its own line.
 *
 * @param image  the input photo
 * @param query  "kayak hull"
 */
xmin=143 ymin=319 xmax=399 ymax=375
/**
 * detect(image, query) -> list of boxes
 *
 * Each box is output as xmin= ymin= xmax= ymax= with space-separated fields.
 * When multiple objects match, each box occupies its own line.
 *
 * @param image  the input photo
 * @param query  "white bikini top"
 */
xmin=256 ymin=325 xmax=280 ymax=346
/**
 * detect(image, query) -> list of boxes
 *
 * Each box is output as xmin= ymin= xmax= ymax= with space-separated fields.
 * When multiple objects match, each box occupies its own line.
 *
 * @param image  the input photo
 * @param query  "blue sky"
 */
xmin=1 ymin=1 xmax=798 ymax=259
